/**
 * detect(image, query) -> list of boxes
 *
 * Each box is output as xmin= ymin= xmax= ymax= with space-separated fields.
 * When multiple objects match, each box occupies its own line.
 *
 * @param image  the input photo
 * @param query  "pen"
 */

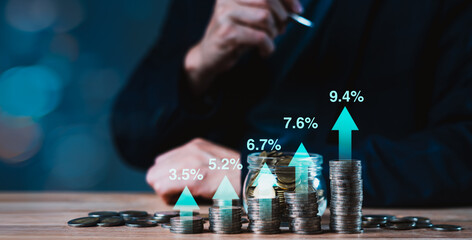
xmin=289 ymin=13 xmax=313 ymax=28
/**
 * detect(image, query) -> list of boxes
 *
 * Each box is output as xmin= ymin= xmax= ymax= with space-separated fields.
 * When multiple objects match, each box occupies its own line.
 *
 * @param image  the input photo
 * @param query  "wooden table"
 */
xmin=0 ymin=193 xmax=470 ymax=239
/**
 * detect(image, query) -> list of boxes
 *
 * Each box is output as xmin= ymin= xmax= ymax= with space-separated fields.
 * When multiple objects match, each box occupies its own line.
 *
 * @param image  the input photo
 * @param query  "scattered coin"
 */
xmin=88 ymin=211 xmax=120 ymax=219
xmin=125 ymin=219 xmax=158 ymax=228
xmin=68 ymin=217 xmax=99 ymax=227
xmin=161 ymin=223 xmax=172 ymax=229
xmin=97 ymin=216 xmax=125 ymax=227
xmin=384 ymin=218 xmax=416 ymax=230
xmin=119 ymin=210 xmax=149 ymax=219
xmin=431 ymin=224 xmax=463 ymax=231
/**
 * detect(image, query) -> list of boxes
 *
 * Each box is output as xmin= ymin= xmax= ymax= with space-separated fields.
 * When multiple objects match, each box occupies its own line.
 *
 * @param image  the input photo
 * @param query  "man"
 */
xmin=112 ymin=0 xmax=472 ymax=206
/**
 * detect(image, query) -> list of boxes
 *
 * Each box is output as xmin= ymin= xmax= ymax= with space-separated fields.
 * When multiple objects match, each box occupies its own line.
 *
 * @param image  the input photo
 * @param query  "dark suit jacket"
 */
xmin=112 ymin=0 xmax=472 ymax=206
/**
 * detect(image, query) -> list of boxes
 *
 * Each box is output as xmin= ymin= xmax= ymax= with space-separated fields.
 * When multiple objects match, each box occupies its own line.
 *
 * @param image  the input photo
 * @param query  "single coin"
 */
xmin=125 ymin=219 xmax=158 ymax=228
xmin=161 ymin=223 xmax=172 ymax=229
xmin=154 ymin=211 xmax=179 ymax=218
xmin=431 ymin=224 xmax=462 ymax=231
xmin=415 ymin=222 xmax=433 ymax=228
xmin=68 ymin=217 xmax=99 ymax=227
xmin=119 ymin=210 xmax=148 ymax=218
xmin=88 ymin=211 xmax=119 ymax=219
xmin=98 ymin=216 xmax=125 ymax=227
xmin=403 ymin=216 xmax=430 ymax=223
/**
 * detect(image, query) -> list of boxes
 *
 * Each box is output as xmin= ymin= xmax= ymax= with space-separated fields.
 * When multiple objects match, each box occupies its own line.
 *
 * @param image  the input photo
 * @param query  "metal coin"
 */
xmin=88 ymin=211 xmax=119 ymax=219
xmin=97 ymin=216 xmax=125 ymax=227
xmin=125 ymin=219 xmax=158 ymax=227
xmin=161 ymin=223 xmax=172 ymax=229
xmin=431 ymin=224 xmax=462 ymax=231
xmin=119 ymin=210 xmax=148 ymax=218
xmin=68 ymin=217 xmax=99 ymax=227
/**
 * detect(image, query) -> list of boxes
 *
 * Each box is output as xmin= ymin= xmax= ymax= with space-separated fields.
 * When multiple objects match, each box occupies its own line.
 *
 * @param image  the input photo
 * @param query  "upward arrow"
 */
xmin=213 ymin=175 xmax=239 ymax=203
xmin=212 ymin=176 xmax=239 ymax=224
xmin=288 ymin=143 xmax=313 ymax=193
xmin=173 ymin=186 xmax=200 ymax=217
xmin=251 ymin=163 xmax=276 ymax=220
xmin=332 ymin=107 xmax=358 ymax=159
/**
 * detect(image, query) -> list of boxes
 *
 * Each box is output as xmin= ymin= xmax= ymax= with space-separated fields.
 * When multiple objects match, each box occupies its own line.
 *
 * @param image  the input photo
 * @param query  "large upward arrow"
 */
xmin=173 ymin=186 xmax=199 ymax=217
xmin=212 ymin=176 xmax=239 ymax=224
xmin=288 ymin=143 xmax=313 ymax=193
xmin=332 ymin=107 xmax=358 ymax=159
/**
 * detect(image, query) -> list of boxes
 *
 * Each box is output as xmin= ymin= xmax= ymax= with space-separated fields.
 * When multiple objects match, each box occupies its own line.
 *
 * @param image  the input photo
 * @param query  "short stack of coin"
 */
xmin=153 ymin=211 xmax=179 ymax=223
xmin=329 ymin=160 xmax=363 ymax=233
xmin=284 ymin=191 xmax=321 ymax=234
xmin=247 ymin=197 xmax=281 ymax=234
xmin=209 ymin=206 xmax=242 ymax=234
xmin=213 ymin=199 xmax=241 ymax=207
xmin=170 ymin=216 xmax=204 ymax=234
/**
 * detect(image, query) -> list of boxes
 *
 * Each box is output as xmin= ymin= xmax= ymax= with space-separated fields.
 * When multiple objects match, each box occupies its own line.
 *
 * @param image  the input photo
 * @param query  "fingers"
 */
xmin=282 ymin=0 xmax=303 ymax=14
xmin=222 ymin=24 xmax=275 ymax=56
xmin=228 ymin=5 xmax=278 ymax=37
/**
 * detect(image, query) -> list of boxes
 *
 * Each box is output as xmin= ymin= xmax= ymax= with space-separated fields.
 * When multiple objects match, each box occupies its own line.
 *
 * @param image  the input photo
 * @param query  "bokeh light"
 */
xmin=0 ymin=65 xmax=63 ymax=118
xmin=5 ymin=0 xmax=57 ymax=32
xmin=51 ymin=0 xmax=84 ymax=32
xmin=0 ymin=114 xmax=43 ymax=164
xmin=43 ymin=126 xmax=108 ymax=189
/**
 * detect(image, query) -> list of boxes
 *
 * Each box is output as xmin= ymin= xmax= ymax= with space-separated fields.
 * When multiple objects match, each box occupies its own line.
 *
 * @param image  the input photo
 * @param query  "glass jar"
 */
xmin=243 ymin=152 xmax=327 ymax=219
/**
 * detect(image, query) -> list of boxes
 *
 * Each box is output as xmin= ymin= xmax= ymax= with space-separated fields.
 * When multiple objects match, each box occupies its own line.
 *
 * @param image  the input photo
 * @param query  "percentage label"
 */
xmin=169 ymin=168 xmax=204 ymax=181
xmin=209 ymin=158 xmax=243 ymax=170
xmin=330 ymin=90 xmax=364 ymax=103
xmin=283 ymin=117 xmax=318 ymax=129
xmin=247 ymin=139 xmax=282 ymax=151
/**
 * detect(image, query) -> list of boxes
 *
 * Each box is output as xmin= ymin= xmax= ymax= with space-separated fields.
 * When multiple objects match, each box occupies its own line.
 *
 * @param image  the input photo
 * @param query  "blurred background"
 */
xmin=0 ymin=0 xmax=171 ymax=191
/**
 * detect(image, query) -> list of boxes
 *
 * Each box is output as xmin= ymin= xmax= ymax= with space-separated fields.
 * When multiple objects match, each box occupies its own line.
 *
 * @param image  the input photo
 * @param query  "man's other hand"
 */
xmin=146 ymin=138 xmax=241 ymax=204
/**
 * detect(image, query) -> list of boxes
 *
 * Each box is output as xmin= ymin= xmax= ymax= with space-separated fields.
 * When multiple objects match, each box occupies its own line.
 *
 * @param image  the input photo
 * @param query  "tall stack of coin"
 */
xmin=284 ymin=191 xmax=321 ymax=234
xmin=170 ymin=216 xmax=204 ymax=234
xmin=247 ymin=197 xmax=281 ymax=234
xmin=209 ymin=206 xmax=242 ymax=234
xmin=329 ymin=160 xmax=363 ymax=233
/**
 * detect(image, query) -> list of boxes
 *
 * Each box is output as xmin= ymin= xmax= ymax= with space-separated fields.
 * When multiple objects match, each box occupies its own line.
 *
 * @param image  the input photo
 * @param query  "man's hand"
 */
xmin=146 ymin=138 xmax=241 ymax=204
xmin=185 ymin=0 xmax=303 ymax=94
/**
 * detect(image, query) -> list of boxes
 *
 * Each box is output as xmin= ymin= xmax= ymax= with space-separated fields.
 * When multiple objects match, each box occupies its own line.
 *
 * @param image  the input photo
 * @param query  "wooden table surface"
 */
xmin=0 ymin=193 xmax=471 ymax=239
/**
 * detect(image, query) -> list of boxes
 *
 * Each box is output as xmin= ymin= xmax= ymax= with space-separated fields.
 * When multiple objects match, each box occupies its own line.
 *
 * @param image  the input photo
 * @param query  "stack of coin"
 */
xmin=247 ymin=197 xmax=281 ymax=234
xmin=170 ymin=216 xmax=204 ymax=234
xmin=209 ymin=206 xmax=242 ymax=234
xmin=284 ymin=191 xmax=321 ymax=234
xmin=329 ymin=160 xmax=363 ymax=233
xmin=153 ymin=211 xmax=180 ymax=223
xmin=213 ymin=199 xmax=241 ymax=207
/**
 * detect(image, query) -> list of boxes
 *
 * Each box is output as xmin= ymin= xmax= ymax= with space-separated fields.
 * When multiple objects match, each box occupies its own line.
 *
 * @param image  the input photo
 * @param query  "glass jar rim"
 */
xmin=247 ymin=152 xmax=323 ymax=171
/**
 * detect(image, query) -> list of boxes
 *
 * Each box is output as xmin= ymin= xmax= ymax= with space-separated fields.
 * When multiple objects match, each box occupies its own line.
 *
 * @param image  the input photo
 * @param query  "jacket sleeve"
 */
xmin=111 ymin=0 xmax=222 ymax=169
xmin=358 ymin=0 xmax=472 ymax=207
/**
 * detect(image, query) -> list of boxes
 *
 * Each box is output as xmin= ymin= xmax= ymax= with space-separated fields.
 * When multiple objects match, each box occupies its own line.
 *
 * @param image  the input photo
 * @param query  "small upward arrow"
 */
xmin=289 ymin=143 xmax=313 ymax=193
xmin=213 ymin=175 xmax=239 ymax=202
xmin=332 ymin=107 xmax=358 ymax=159
xmin=173 ymin=186 xmax=199 ymax=217
xmin=212 ymin=176 xmax=239 ymax=224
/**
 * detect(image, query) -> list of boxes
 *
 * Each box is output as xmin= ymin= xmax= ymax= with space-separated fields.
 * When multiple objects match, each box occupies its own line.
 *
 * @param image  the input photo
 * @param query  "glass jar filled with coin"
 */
xmin=243 ymin=151 xmax=327 ymax=221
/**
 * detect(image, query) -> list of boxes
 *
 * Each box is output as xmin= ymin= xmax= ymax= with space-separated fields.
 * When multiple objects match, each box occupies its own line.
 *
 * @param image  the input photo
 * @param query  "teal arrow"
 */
xmin=251 ymin=163 xmax=277 ymax=188
xmin=212 ymin=176 xmax=239 ymax=224
xmin=251 ymin=163 xmax=276 ymax=220
xmin=288 ymin=143 xmax=313 ymax=193
xmin=332 ymin=107 xmax=358 ymax=159
xmin=173 ymin=186 xmax=200 ymax=217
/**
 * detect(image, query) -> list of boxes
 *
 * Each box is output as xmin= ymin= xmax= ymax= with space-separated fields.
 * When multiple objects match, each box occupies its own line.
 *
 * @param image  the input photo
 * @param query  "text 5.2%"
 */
xmin=209 ymin=158 xmax=243 ymax=170
xmin=169 ymin=169 xmax=204 ymax=181
xmin=247 ymin=138 xmax=282 ymax=151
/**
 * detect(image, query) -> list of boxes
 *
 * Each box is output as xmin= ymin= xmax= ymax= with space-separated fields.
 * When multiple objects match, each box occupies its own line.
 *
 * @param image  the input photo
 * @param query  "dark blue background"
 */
xmin=0 ymin=0 xmax=171 ymax=191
